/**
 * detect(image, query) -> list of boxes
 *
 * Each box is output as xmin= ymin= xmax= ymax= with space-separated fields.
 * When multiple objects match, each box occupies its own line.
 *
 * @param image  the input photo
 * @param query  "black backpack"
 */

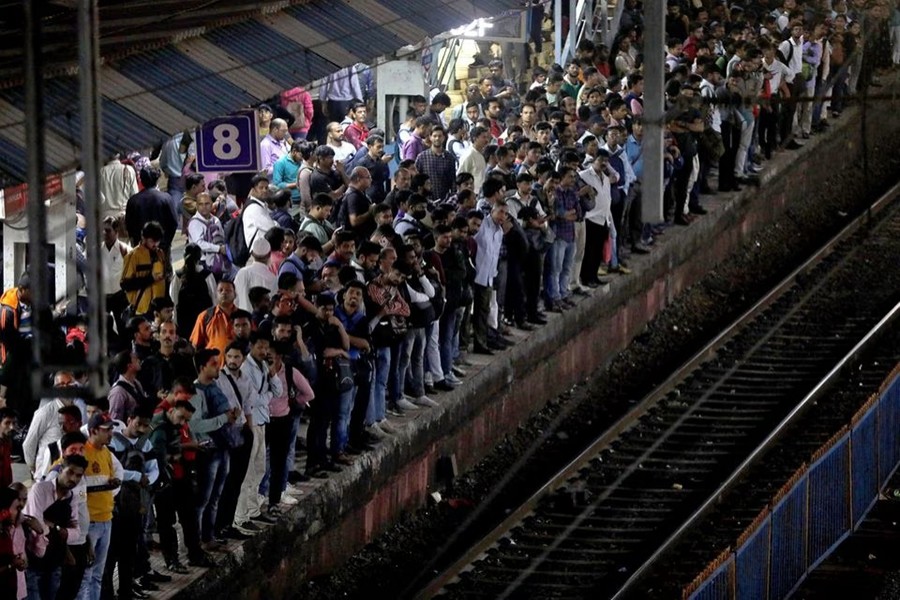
xmin=225 ymin=201 xmax=258 ymax=267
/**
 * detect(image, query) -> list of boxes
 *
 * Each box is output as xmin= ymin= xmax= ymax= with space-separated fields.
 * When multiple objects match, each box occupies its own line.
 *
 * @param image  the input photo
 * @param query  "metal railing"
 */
xmin=684 ymin=364 xmax=900 ymax=600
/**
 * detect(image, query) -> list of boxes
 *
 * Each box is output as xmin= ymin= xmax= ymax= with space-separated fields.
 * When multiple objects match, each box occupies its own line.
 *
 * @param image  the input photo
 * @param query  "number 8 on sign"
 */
xmin=195 ymin=111 xmax=260 ymax=173
xmin=212 ymin=124 xmax=241 ymax=160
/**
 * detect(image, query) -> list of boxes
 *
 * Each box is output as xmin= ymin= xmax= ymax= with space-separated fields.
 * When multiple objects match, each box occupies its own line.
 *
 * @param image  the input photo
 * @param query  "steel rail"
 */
xmin=611 ymin=298 xmax=900 ymax=600
xmin=414 ymin=181 xmax=900 ymax=600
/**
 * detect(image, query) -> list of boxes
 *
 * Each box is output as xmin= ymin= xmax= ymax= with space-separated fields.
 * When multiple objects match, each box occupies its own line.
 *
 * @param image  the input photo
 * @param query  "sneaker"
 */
xmin=267 ymin=505 xmax=284 ymax=516
xmin=445 ymin=373 xmax=463 ymax=386
xmin=188 ymin=553 xmax=216 ymax=568
xmin=396 ymin=398 xmax=420 ymax=411
xmin=143 ymin=570 xmax=172 ymax=583
xmin=278 ymin=495 xmax=299 ymax=506
xmin=136 ymin=578 xmax=160 ymax=591
xmin=433 ymin=380 xmax=455 ymax=392
xmin=237 ymin=521 xmax=261 ymax=532
xmin=285 ymin=484 xmax=304 ymax=497
xmin=367 ymin=423 xmax=390 ymax=439
xmin=414 ymin=395 xmax=439 ymax=408
xmin=597 ymin=265 xmax=609 ymax=276
xmin=250 ymin=514 xmax=276 ymax=524
xmin=610 ymin=265 xmax=632 ymax=275
xmin=451 ymin=365 xmax=467 ymax=377
xmin=166 ymin=560 xmax=190 ymax=574
xmin=561 ymin=298 xmax=577 ymax=309
xmin=378 ymin=420 xmax=399 ymax=434
xmin=333 ymin=452 xmax=354 ymax=466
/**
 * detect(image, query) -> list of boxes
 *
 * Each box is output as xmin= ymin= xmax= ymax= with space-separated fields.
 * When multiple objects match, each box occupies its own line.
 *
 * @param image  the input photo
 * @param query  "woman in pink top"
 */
xmin=281 ymin=87 xmax=314 ymax=141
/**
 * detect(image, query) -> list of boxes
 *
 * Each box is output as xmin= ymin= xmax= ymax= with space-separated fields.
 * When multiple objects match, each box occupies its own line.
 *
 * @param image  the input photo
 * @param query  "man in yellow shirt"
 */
xmin=78 ymin=413 xmax=122 ymax=600
xmin=120 ymin=222 xmax=167 ymax=316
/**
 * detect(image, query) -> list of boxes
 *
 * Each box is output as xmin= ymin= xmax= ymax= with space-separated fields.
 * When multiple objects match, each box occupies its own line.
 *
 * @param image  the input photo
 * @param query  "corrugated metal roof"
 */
xmin=287 ymin=2 xmax=405 ymax=59
xmin=378 ymin=0 xmax=470 ymax=34
xmin=0 ymin=0 xmax=527 ymax=184
xmin=177 ymin=37 xmax=283 ymax=101
xmin=204 ymin=20 xmax=334 ymax=90
xmin=0 ymin=137 xmax=30 ymax=187
xmin=114 ymin=47 xmax=258 ymax=123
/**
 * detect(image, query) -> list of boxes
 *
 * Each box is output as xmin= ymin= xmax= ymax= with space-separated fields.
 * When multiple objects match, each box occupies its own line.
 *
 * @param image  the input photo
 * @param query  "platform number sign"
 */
xmin=196 ymin=111 xmax=260 ymax=173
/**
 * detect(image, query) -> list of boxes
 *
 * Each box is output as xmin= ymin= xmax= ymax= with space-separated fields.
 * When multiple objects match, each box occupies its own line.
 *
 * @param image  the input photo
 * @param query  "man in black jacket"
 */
xmin=125 ymin=167 xmax=178 ymax=253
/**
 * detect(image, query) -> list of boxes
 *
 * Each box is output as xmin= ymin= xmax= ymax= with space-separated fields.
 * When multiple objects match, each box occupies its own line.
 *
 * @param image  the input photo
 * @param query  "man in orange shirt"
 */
xmin=0 ymin=273 xmax=33 ymax=410
xmin=190 ymin=279 xmax=237 ymax=360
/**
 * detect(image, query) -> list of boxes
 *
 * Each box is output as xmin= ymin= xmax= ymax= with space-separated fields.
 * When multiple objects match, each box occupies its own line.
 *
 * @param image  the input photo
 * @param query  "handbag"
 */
xmin=325 ymin=357 xmax=354 ymax=393
xmin=120 ymin=287 xmax=146 ymax=323
xmin=801 ymin=61 xmax=814 ymax=81
xmin=700 ymin=129 xmax=725 ymax=162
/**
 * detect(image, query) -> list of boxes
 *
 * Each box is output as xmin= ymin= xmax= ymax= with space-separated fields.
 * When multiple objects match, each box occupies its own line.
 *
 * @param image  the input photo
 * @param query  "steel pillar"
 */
xmin=641 ymin=2 xmax=665 ymax=224
xmin=23 ymin=0 xmax=49 ymax=401
xmin=79 ymin=0 xmax=107 ymax=397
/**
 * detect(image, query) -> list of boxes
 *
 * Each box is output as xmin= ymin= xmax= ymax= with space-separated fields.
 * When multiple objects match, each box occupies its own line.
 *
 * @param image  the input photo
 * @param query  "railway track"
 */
xmin=414 ymin=185 xmax=900 ymax=600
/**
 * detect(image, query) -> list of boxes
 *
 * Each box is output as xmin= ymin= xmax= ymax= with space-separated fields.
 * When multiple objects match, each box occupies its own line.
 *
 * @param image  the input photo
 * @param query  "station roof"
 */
xmin=0 ymin=0 xmax=523 ymax=185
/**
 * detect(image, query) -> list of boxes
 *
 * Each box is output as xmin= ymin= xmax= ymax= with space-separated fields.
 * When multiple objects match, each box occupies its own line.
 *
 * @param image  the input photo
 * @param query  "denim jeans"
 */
xmin=424 ymin=320 xmax=443 ymax=384
xmin=284 ymin=414 xmax=301 ymax=486
xmin=331 ymin=385 xmax=356 ymax=455
xmin=439 ymin=307 xmax=462 ymax=378
xmin=547 ymin=239 xmax=575 ymax=301
xmin=195 ymin=448 xmax=230 ymax=542
xmin=398 ymin=327 xmax=426 ymax=398
xmin=27 ymin=566 xmax=61 ymax=600
xmin=367 ymin=346 xmax=391 ymax=424
xmin=608 ymin=219 xmax=620 ymax=269
xmin=78 ymin=520 xmax=112 ymax=600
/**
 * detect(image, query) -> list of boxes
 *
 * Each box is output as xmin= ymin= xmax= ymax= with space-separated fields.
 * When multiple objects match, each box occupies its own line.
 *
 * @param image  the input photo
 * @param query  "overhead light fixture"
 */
xmin=450 ymin=18 xmax=494 ymax=38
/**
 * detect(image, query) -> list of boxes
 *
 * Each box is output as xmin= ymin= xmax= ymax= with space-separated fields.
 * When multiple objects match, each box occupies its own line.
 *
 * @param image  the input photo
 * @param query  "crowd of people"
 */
xmin=0 ymin=0 xmax=896 ymax=598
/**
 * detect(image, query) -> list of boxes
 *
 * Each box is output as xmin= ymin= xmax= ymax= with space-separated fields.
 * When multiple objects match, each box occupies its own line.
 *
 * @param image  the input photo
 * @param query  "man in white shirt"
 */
xmin=101 ymin=216 xmax=131 ymax=329
xmin=234 ymin=238 xmax=277 ymax=312
xmin=458 ymin=126 xmax=491 ymax=191
xmin=23 ymin=371 xmax=83 ymax=478
xmin=100 ymin=153 xmax=139 ymax=219
xmin=234 ymin=333 xmax=283 ymax=531
xmin=215 ymin=342 xmax=255 ymax=540
xmin=579 ymin=150 xmax=619 ymax=286
xmin=472 ymin=184 xmax=508 ymax=355
xmin=325 ymin=122 xmax=358 ymax=163
xmin=778 ymin=22 xmax=806 ymax=148
xmin=187 ymin=192 xmax=232 ymax=279
xmin=760 ymin=42 xmax=794 ymax=158
xmin=242 ymin=174 xmax=277 ymax=252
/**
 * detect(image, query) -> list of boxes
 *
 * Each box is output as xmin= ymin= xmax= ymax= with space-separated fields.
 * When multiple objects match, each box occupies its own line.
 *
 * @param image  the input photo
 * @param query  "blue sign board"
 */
xmin=196 ymin=111 xmax=259 ymax=173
